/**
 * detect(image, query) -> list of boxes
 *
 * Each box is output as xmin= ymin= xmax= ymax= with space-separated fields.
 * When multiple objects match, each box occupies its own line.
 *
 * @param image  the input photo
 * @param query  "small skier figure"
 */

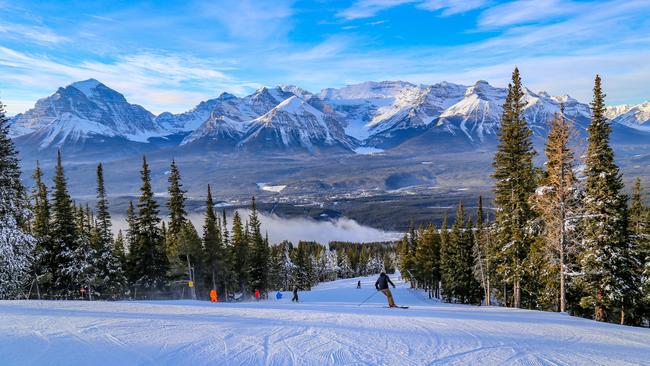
xmin=254 ymin=289 xmax=261 ymax=300
xmin=291 ymin=285 xmax=299 ymax=302
xmin=375 ymin=272 xmax=397 ymax=308
xmin=210 ymin=289 xmax=218 ymax=303
xmin=357 ymin=280 xmax=361 ymax=289
xmin=276 ymin=291 xmax=283 ymax=300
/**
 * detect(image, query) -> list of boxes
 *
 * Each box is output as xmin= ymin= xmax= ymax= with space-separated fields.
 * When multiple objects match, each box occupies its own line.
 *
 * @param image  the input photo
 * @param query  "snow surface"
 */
xmin=354 ymin=146 xmax=385 ymax=155
xmin=257 ymin=182 xmax=287 ymax=193
xmin=1 ymin=275 xmax=649 ymax=365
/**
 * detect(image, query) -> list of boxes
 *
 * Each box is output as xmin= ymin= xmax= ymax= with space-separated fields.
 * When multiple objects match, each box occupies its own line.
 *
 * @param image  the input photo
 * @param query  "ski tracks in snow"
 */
xmin=1 ymin=276 xmax=650 ymax=365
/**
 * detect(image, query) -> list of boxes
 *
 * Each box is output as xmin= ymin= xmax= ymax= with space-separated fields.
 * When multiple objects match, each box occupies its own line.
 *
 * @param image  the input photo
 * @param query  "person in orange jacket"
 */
xmin=254 ymin=289 xmax=261 ymax=300
xmin=210 ymin=289 xmax=218 ymax=303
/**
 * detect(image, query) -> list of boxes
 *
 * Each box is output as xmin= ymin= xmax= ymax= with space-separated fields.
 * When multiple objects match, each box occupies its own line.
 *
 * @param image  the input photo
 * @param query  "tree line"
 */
xmin=398 ymin=69 xmax=649 ymax=326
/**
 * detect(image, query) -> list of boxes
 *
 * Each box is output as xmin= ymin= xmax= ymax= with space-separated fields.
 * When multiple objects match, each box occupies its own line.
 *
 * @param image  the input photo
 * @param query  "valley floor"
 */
xmin=1 ymin=276 xmax=649 ymax=366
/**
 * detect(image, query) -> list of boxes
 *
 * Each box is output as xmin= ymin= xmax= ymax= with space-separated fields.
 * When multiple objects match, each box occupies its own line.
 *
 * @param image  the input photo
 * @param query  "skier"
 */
xmin=254 ymin=289 xmax=261 ymax=300
xmin=291 ymin=285 xmax=299 ymax=302
xmin=357 ymin=280 xmax=361 ymax=289
xmin=209 ymin=289 xmax=218 ymax=303
xmin=375 ymin=272 xmax=397 ymax=308
xmin=276 ymin=291 xmax=283 ymax=300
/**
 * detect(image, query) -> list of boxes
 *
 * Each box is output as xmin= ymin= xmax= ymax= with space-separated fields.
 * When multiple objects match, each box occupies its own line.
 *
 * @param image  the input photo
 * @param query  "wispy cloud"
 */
xmin=337 ymin=0 xmax=417 ymax=20
xmin=337 ymin=0 xmax=485 ymax=19
xmin=0 ymin=47 xmax=248 ymax=114
xmin=418 ymin=0 xmax=488 ymax=16
xmin=0 ymin=22 xmax=69 ymax=44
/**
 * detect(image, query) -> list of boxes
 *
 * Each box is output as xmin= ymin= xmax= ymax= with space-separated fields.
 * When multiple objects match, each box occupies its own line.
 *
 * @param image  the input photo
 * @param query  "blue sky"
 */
xmin=1 ymin=0 xmax=649 ymax=114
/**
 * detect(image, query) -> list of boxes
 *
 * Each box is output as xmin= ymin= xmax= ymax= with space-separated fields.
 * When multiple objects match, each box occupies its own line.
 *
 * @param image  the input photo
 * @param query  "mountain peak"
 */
xmin=70 ymin=78 xmax=103 ymax=97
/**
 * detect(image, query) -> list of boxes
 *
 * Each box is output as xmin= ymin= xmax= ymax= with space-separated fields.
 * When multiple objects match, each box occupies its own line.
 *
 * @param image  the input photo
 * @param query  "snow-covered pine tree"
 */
xmin=29 ymin=161 xmax=51 ymax=297
xmin=531 ymin=108 xmax=581 ymax=313
xmin=128 ymin=156 xmax=168 ymax=296
xmin=203 ymin=185 xmax=224 ymax=292
xmin=0 ymin=100 xmax=35 ymax=299
xmin=113 ymin=230 xmax=127 ymax=274
xmin=491 ymin=67 xmax=537 ymax=308
xmin=627 ymin=178 xmax=649 ymax=324
xmin=337 ymin=250 xmax=353 ymax=278
xmin=66 ymin=204 xmax=96 ymax=299
xmin=577 ymin=75 xmax=634 ymax=323
xmin=92 ymin=163 xmax=126 ymax=298
xmin=248 ymin=197 xmax=269 ymax=296
xmin=50 ymin=151 xmax=81 ymax=296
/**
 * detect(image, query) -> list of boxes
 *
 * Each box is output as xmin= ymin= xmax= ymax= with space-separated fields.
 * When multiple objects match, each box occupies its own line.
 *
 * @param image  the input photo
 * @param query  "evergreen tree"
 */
xmin=414 ymin=224 xmax=440 ymax=298
xmin=473 ymin=196 xmax=491 ymax=305
xmin=114 ymin=230 xmax=127 ymax=273
xmin=69 ymin=204 xmax=96 ymax=299
xmin=231 ymin=211 xmax=248 ymax=294
xmin=248 ymin=197 xmax=269 ymax=296
xmin=628 ymin=178 xmax=649 ymax=324
xmin=166 ymin=159 xmax=187 ymax=237
xmin=0 ymin=100 xmax=35 ymax=299
xmin=50 ymin=151 xmax=80 ymax=295
xmin=93 ymin=163 xmax=126 ymax=298
xmin=577 ymin=75 xmax=633 ymax=323
xmin=491 ymin=67 xmax=537 ymax=308
xmin=203 ymin=185 xmax=224 ymax=292
xmin=442 ymin=202 xmax=482 ymax=304
xmin=29 ymin=161 xmax=51 ymax=297
xmin=165 ymin=159 xmax=189 ymax=280
xmin=128 ymin=156 xmax=168 ymax=295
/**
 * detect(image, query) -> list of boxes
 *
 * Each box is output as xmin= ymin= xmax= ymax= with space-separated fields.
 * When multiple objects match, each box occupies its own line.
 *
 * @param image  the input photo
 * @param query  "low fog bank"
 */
xmin=112 ymin=209 xmax=401 ymax=245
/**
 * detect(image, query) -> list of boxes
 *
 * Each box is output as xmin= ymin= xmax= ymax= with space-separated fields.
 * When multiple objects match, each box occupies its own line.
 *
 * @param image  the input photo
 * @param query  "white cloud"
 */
xmin=338 ymin=0 xmax=484 ymax=19
xmin=0 ymin=22 xmax=69 ymax=44
xmin=418 ymin=0 xmax=488 ymax=16
xmin=337 ymin=0 xmax=417 ymax=20
xmin=0 ymin=47 xmax=249 ymax=114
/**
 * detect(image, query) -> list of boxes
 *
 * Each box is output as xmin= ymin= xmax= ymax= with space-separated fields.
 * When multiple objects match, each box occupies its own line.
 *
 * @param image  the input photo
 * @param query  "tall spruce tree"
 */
xmin=442 ymin=202 xmax=482 ymax=304
xmin=128 ymin=156 xmax=168 ymax=295
xmin=577 ymin=75 xmax=632 ymax=322
xmin=0 ymin=100 xmax=35 ymax=299
xmin=231 ymin=211 xmax=248 ymax=294
xmin=50 ymin=151 xmax=80 ymax=295
xmin=248 ymin=197 xmax=269 ymax=296
xmin=491 ymin=67 xmax=536 ymax=308
xmin=473 ymin=196 xmax=491 ymax=305
xmin=628 ymin=178 xmax=648 ymax=324
xmin=203 ymin=185 xmax=223 ymax=291
xmin=29 ymin=161 xmax=51 ymax=297
xmin=93 ymin=163 xmax=126 ymax=298
xmin=166 ymin=159 xmax=187 ymax=236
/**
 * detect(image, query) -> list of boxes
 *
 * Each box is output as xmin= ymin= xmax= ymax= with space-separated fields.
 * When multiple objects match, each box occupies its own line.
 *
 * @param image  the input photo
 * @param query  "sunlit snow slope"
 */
xmin=1 ymin=275 xmax=649 ymax=365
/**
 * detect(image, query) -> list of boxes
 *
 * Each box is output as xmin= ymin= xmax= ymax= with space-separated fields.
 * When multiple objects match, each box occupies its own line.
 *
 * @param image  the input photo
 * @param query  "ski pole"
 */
xmin=358 ymin=290 xmax=379 ymax=306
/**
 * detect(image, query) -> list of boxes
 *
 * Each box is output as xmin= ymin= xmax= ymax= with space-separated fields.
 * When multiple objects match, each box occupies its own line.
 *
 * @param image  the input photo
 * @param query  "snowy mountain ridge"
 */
xmin=9 ymin=78 xmax=650 ymax=154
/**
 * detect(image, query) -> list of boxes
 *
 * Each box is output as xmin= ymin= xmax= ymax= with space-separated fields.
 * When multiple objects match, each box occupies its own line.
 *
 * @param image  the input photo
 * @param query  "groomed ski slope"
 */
xmin=1 ymin=275 xmax=649 ymax=366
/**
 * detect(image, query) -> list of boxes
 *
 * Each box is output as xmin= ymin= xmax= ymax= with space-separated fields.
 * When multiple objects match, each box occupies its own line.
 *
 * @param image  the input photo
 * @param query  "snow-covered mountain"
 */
xmin=239 ymin=95 xmax=354 ymax=152
xmin=9 ymin=78 xmax=649 ymax=158
xmin=9 ymin=79 xmax=162 ymax=148
xmin=610 ymin=102 xmax=650 ymax=131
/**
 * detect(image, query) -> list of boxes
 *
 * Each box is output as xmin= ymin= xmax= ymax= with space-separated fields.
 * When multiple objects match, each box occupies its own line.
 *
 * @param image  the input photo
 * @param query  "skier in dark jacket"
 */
xmin=291 ymin=285 xmax=299 ymax=302
xmin=375 ymin=272 xmax=397 ymax=307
